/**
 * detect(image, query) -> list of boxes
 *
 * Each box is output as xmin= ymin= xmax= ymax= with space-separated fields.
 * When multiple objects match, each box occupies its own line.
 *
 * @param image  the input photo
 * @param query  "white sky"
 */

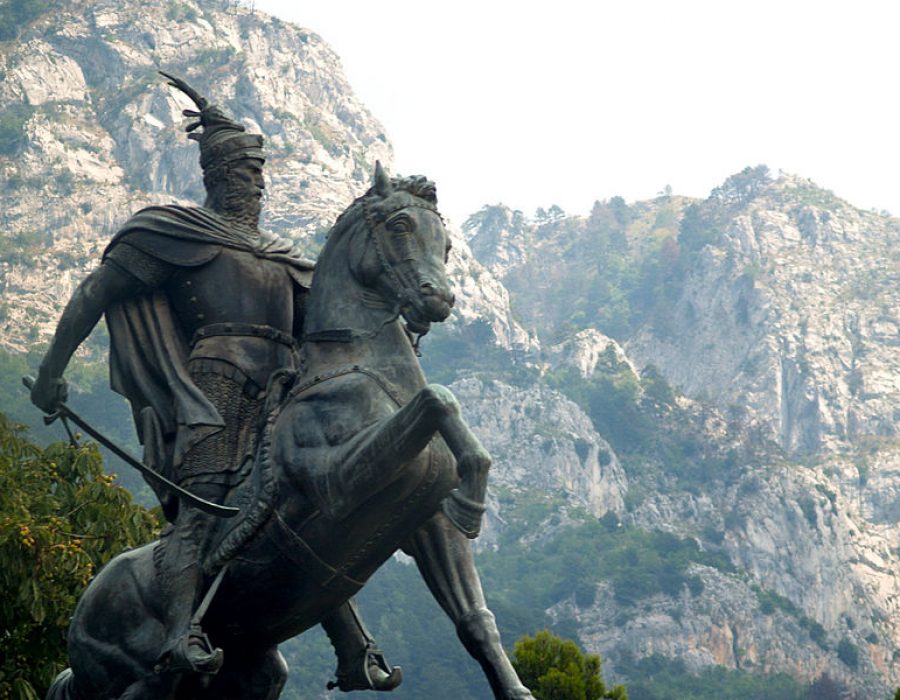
xmin=254 ymin=0 xmax=900 ymax=226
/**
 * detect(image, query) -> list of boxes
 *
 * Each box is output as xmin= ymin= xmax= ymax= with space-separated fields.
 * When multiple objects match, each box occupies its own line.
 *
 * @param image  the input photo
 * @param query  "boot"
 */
xmin=326 ymin=643 xmax=402 ymax=692
xmin=155 ymin=623 xmax=224 ymax=674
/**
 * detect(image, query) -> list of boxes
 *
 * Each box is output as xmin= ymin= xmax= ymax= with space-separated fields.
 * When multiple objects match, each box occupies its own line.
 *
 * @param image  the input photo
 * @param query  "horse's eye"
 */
xmin=388 ymin=216 xmax=413 ymax=234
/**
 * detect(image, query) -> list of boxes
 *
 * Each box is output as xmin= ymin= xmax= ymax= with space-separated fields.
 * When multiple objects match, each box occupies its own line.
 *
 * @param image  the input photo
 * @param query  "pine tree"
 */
xmin=512 ymin=630 xmax=627 ymax=700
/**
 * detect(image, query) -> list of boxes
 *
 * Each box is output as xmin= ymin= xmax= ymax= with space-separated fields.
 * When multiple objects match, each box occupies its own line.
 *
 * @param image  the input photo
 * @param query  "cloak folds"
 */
xmin=102 ymin=205 xmax=313 ymax=511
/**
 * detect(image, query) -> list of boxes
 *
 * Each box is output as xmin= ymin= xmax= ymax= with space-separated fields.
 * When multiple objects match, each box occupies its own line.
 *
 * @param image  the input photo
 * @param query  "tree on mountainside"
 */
xmin=0 ymin=415 xmax=159 ymax=700
xmin=709 ymin=165 xmax=771 ymax=207
xmin=0 ymin=0 xmax=52 ymax=41
xmin=512 ymin=630 xmax=627 ymax=700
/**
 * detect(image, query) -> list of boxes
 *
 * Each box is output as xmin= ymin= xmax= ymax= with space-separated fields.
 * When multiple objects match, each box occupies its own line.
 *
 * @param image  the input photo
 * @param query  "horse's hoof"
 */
xmin=442 ymin=490 xmax=486 ymax=539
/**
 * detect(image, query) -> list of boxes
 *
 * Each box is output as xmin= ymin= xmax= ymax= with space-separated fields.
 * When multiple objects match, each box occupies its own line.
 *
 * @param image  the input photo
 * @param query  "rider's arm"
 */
xmin=31 ymin=244 xmax=172 ymax=412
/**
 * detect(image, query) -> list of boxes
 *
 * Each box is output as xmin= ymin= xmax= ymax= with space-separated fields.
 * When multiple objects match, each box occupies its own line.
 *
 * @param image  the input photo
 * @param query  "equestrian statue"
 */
xmin=30 ymin=74 xmax=535 ymax=700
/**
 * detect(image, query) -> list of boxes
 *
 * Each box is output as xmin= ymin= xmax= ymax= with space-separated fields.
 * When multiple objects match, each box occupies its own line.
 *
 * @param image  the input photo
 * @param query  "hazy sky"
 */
xmin=254 ymin=1 xmax=900 ymax=225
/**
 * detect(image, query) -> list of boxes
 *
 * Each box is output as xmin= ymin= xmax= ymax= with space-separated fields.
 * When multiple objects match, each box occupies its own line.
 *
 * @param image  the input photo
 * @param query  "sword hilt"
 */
xmin=23 ymin=377 xmax=62 ymax=425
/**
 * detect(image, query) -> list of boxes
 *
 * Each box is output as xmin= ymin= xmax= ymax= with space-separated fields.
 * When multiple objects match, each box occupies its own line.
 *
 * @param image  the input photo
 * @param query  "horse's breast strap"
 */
xmin=287 ymin=364 xmax=404 ymax=407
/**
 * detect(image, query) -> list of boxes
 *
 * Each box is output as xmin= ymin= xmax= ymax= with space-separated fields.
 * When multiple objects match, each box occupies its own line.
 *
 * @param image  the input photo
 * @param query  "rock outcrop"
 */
xmin=627 ymin=175 xmax=899 ymax=457
xmin=464 ymin=175 xmax=899 ymax=695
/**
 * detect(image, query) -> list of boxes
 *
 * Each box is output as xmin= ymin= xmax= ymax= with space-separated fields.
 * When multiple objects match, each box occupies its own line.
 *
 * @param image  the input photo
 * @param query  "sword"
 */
xmin=23 ymin=377 xmax=239 ymax=519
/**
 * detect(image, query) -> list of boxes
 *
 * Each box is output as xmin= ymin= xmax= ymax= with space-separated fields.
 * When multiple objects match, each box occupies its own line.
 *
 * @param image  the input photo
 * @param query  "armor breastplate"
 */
xmin=168 ymin=247 xmax=299 ymax=387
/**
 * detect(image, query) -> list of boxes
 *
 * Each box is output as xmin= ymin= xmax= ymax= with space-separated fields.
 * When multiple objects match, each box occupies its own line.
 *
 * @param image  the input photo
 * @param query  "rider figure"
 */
xmin=31 ymin=73 xmax=401 ymax=689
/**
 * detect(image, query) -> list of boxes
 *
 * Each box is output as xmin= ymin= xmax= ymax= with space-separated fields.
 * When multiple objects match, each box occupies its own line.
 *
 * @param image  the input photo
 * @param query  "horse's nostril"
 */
xmin=420 ymin=283 xmax=435 ymax=296
xmin=449 ymin=293 xmax=455 ymax=307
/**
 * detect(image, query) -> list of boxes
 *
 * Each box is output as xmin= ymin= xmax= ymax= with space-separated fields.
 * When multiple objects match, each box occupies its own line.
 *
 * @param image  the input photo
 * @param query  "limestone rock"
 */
xmin=449 ymin=375 xmax=627 ymax=544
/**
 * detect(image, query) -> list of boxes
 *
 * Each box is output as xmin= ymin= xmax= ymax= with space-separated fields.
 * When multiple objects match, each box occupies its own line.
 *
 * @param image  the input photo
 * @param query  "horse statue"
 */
xmin=46 ymin=164 xmax=536 ymax=700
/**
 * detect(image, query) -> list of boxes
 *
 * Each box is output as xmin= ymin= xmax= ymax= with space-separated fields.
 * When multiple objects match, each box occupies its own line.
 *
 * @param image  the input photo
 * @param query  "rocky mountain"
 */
xmin=464 ymin=170 xmax=899 ymax=696
xmin=1 ymin=3 xmax=898 ymax=698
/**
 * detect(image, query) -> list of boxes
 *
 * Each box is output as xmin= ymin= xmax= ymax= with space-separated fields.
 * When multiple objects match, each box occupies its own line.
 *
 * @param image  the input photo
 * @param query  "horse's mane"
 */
xmin=327 ymin=175 xmax=440 ymax=242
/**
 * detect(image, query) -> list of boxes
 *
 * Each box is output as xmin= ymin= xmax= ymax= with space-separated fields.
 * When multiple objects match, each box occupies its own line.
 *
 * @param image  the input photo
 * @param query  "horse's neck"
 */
xmin=302 ymin=247 xmax=426 ymax=394
xmin=301 ymin=323 xmax=426 ymax=396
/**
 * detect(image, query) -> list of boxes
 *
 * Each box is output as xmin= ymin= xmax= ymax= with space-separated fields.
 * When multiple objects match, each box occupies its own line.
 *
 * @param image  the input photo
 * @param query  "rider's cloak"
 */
xmin=101 ymin=205 xmax=313 ymax=507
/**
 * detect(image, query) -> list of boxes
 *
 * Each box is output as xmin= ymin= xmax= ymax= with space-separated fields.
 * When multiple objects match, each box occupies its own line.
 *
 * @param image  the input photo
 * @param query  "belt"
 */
xmin=191 ymin=323 xmax=297 ymax=349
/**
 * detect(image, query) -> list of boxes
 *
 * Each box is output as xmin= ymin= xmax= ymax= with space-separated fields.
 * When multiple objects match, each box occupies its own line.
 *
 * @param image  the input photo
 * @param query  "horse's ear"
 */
xmin=373 ymin=160 xmax=392 ymax=197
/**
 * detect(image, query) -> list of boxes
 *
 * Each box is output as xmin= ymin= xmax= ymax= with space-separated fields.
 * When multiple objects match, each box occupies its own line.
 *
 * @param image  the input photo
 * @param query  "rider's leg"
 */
xmin=403 ymin=513 xmax=534 ymax=700
xmin=156 ymin=481 xmax=227 ymax=674
xmin=321 ymin=597 xmax=402 ymax=692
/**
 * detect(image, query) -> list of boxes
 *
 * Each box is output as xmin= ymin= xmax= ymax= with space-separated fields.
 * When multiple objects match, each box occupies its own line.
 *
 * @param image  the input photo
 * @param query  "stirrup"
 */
xmin=154 ymin=624 xmax=224 ymax=675
xmin=442 ymin=490 xmax=486 ymax=539
xmin=326 ymin=644 xmax=402 ymax=692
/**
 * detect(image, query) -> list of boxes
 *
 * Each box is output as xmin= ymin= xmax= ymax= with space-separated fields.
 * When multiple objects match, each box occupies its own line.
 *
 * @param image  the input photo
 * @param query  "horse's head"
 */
xmin=358 ymin=162 xmax=455 ymax=336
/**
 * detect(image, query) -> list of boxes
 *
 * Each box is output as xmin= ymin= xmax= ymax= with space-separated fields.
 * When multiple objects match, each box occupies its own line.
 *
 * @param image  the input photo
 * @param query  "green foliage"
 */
xmin=280 ymin=556 xmax=490 ymax=699
xmin=0 ymin=347 xmax=151 ymax=504
xmin=478 ymin=516 xmax=733 ymax=621
xmin=547 ymin=358 xmax=746 ymax=490
xmin=512 ymin=630 xmax=627 ymax=700
xmin=420 ymin=321 xmax=536 ymax=387
xmin=678 ymin=203 xmax=718 ymax=252
xmin=0 ymin=415 xmax=160 ymax=699
xmin=545 ymin=349 xmax=651 ymax=455
xmin=165 ymin=1 xmax=198 ymax=22
xmin=836 ymin=637 xmax=859 ymax=669
xmin=0 ymin=0 xmax=52 ymax=41
xmin=709 ymin=165 xmax=771 ymax=208
xmin=617 ymin=654 xmax=805 ymax=700
xmin=0 ymin=104 xmax=36 ymax=156
xmin=753 ymin=585 xmax=801 ymax=617
xmin=752 ymin=585 xmax=832 ymax=650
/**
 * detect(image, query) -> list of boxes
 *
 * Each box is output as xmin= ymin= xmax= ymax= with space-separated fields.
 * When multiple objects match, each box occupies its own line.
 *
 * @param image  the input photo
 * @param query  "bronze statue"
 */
xmin=34 ymin=75 xmax=534 ymax=699
xmin=32 ymin=75 xmax=400 ymax=691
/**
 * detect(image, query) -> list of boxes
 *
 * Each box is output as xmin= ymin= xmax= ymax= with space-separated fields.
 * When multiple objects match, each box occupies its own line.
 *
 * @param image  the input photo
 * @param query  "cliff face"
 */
xmin=465 ymin=176 xmax=899 ymax=695
xmin=2 ymin=4 xmax=899 ymax=697
xmin=626 ymin=175 xmax=898 ymax=458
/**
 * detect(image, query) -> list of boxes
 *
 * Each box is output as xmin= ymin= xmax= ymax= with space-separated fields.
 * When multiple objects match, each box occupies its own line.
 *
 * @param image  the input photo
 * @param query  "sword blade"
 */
xmin=23 ymin=377 xmax=239 ymax=518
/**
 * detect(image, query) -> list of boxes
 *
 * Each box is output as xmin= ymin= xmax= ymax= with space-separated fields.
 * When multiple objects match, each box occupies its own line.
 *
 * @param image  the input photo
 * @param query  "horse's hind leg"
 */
xmin=404 ymin=514 xmax=535 ymax=700
xmin=192 ymin=646 xmax=288 ymax=700
xmin=120 ymin=675 xmax=178 ymax=700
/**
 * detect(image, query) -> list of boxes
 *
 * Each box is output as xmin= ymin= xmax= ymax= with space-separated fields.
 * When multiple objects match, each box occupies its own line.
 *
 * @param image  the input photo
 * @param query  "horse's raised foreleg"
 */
xmin=320 ymin=384 xmax=490 ymax=537
xmin=403 ymin=514 xmax=535 ymax=700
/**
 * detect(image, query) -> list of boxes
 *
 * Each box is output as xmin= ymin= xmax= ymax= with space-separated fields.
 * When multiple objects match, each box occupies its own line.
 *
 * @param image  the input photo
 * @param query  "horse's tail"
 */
xmin=45 ymin=669 xmax=81 ymax=700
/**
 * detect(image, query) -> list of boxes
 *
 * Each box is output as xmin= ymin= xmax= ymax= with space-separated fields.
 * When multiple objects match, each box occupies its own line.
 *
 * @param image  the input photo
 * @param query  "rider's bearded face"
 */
xmin=214 ymin=158 xmax=265 ymax=226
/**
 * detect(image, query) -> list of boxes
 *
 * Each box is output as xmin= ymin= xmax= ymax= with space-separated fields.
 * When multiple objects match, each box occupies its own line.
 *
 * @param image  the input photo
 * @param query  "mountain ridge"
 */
xmin=1 ymin=4 xmax=898 ymax=697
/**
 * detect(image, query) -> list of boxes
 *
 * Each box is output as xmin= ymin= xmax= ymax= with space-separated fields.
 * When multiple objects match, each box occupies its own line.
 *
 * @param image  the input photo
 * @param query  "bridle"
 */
xmin=302 ymin=194 xmax=444 ymax=353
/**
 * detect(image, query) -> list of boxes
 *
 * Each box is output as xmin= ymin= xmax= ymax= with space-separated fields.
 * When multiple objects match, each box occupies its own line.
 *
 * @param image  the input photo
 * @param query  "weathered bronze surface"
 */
xmin=33 ymin=75 xmax=534 ymax=699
